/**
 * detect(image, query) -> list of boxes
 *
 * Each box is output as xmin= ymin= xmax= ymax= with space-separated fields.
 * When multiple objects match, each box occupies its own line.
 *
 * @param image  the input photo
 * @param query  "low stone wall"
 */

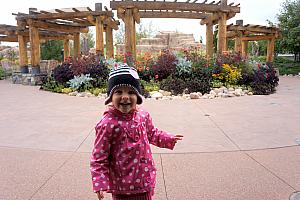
xmin=39 ymin=60 xmax=59 ymax=74
xmin=12 ymin=72 xmax=46 ymax=86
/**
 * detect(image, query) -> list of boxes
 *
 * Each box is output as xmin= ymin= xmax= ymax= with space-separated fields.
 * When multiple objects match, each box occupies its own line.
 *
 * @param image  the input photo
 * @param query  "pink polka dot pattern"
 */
xmin=90 ymin=106 xmax=176 ymax=195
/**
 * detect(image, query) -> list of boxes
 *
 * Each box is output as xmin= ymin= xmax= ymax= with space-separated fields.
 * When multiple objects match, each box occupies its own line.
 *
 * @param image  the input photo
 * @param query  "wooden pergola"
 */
xmin=0 ymin=3 xmax=120 ymax=72
xmin=110 ymin=0 xmax=240 ymax=59
xmin=226 ymin=21 xmax=280 ymax=62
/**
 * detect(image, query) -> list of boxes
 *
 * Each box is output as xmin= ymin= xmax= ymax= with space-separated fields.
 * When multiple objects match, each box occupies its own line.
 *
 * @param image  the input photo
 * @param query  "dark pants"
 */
xmin=112 ymin=192 xmax=152 ymax=200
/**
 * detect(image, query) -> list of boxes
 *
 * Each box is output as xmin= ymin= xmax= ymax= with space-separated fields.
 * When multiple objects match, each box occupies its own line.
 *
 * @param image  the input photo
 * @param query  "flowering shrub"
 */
xmin=212 ymin=64 xmax=242 ymax=86
xmin=135 ymin=52 xmax=155 ymax=82
xmin=53 ymin=63 xmax=74 ymax=86
xmin=250 ymin=64 xmax=279 ymax=95
xmin=152 ymin=49 xmax=177 ymax=81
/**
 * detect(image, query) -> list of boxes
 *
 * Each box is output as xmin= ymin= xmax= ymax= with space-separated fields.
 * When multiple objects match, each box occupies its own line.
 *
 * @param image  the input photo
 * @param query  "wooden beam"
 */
xmin=124 ymin=8 xmax=135 ymax=59
xmin=132 ymin=8 xmax=140 ymax=24
xmin=16 ymin=11 xmax=113 ymax=20
xmin=95 ymin=16 xmax=104 ymax=54
xmin=29 ymin=24 xmax=40 ymax=66
xmin=139 ymin=10 xmax=208 ymax=19
xmin=18 ymin=35 xmax=28 ymax=66
xmin=200 ymin=11 xmax=235 ymax=25
xmin=110 ymin=1 xmax=240 ymax=13
xmin=26 ymin=19 xmax=89 ymax=33
xmin=267 ymin=37 xmax=275 ymax=62
xmin=227 ymin=25 xmax=279 ymax=34
xmin=117 ymin=7 xmax=125 ymax=20
xmin=234 ymin=36 xmax=242 ymax=53
xmin=0 ymin=36 xmax=18 ymax=42
xmin=104 ymin=18 xmax=119 ymax=30
xmin=206 ymin=22 xmax=214 ymax=59
xmin=241 ymin=35 xmax=277 ymax=41
xmin=73 ymin=32 xmax=80 ymax=57
xmin=105 ymin=27 xmax=114 ymax=58
xmin=64 ymin=39 xmax=70 ymax=60
xmin=241 ymin=40 xmax=248 ymax=57
xmin=87 ymin=15 xmax=96 ymax=25
xmin=217 ymin=12 xmax=227 ymax=54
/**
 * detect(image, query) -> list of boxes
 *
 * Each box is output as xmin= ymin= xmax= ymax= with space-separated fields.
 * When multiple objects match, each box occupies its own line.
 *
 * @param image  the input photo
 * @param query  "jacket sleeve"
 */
xmin=90 ymin=121 xmax=112 ymax=192
xmin=145 ymin=112 xmax=176 ymax=150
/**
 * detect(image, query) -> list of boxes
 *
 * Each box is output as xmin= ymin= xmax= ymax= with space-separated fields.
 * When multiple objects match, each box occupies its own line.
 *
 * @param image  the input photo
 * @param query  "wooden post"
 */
xmin=96 ymin=16 xmax=104 ymax=55
xmin=18 ymin=35 xmax=28 ymax=67
xmin=217 ymin=0 xmax=228 ymax=54
xmin=95 ymin=3 xmax=104 ymax=55
xmin=73 ymin=32 xmax=80 ymax=57
xmin=206 ymin=22 xmax=213 ymax=59
xmin=267 ymin=37 xmax=275 ymax=62
xmin=106 ymin=27 xmax=114 ymax=58
xmin=63 ymin=39 xmax=70 ymax=60
xmin=132 ymin=20 xmax=136 ymax=59
xmin=235 ymin=34 xmax=242 ymax=53
xmin=241 ymin=40 xmax=248 ymax=58
xmin=29 ymin=21 xmax=40 ymax=67
xmin=217 ymin=12 xmax=227 ymax=54
xmin=124 ymin=8 xmax=135 ymax=58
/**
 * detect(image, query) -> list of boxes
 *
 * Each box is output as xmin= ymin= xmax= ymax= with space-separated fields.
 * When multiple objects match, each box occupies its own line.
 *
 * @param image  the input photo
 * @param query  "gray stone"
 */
xmin=290 ymin=192 xmax=300 ymax=200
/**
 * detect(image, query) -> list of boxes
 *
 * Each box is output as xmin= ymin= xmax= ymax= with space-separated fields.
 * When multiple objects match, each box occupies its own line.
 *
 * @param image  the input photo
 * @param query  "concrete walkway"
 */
xmin=0 ymin=76 xmax=299 ymax=200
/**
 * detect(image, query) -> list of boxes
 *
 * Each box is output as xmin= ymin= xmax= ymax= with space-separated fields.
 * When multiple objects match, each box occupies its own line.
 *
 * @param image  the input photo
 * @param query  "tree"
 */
xmin=81 ymin=31 xmax=95 ymax=55
xmin=277 ymin=0 xmax=300 ymax=62
xmin=41 ymin=40 xmax=64 ymax=61
xmin=114 ymin=21 xmax=158 ymax=45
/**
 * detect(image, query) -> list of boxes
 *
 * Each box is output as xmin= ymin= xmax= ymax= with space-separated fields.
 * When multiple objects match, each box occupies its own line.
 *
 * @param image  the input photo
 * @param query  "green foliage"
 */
xmin=40 ymin=76 xmax=65 ymax=93
xmin=141 ymin=80 xmax=160 ymax=92
xmin=91 ymin=87 xmax=107 ymax=96
xmin=0 ymin=66 xmax=5 ymax=79
xmin=274 ymin=57 xmax=300 ymax=75
xmin=61 ymin=88 xmax=73 ymax=94
xmin=7 ymin=49 xmax=17 ymax=61
xmin=277 ymin=0 xmax=300 ymax=61
xmin=41 ymin=40 xmax=64 ymax=61
xmin=68 ymin=74 xmax=93 ymax=92
xmin=175 ymin=56 xmax=192 ymax=78
xmin=160 ymin=76 xmax=186 ymax=95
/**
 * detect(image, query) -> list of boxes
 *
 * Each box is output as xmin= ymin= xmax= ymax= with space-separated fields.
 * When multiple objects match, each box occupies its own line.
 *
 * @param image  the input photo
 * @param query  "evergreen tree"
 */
xmin=41 ymin=40 xmax=64 ymax=61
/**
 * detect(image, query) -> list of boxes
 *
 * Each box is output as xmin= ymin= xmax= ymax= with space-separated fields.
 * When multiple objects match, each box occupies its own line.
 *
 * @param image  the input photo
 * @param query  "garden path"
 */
xmin=0 ymin=76 xmax=299 ymax=200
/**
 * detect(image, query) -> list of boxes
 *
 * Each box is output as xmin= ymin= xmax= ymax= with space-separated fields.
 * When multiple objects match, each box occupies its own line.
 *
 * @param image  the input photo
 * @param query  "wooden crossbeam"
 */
xmin=110 ymin=1 xmax=240 ymax=13
xmin=139 ymin=10 xmax=208 ymax=19
xmin=0 ymin=36 xmax=18 ymax=42
xmin=241 ymin=35 xmax=277 ymax=41
xmin=16 ymin=11 xmax=113 ymax=20
xmin=27 ymin=19 xmax=89 ymax=33
xmin=227 ymin=24 xmax=279 ymax=34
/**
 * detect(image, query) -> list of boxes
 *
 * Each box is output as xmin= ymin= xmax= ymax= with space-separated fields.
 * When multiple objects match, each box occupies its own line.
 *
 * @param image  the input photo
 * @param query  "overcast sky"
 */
xmin=0 ymin=0 xmax=285 ymax=45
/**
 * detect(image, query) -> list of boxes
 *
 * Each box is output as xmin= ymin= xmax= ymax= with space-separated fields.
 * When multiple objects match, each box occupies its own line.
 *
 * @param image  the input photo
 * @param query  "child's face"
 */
xmin=112 ymin=86 xmax=137 ymax=114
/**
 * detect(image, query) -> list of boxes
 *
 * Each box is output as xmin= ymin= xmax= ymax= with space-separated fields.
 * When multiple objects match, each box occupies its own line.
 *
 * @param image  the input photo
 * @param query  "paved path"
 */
xmin=0 ymin=76 xmax=299 ymax=200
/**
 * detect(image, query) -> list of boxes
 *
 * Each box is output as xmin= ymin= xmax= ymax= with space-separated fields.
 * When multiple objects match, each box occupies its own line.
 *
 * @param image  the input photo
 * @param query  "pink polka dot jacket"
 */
xmin=90 ymin=106 xmax=176 ymax=195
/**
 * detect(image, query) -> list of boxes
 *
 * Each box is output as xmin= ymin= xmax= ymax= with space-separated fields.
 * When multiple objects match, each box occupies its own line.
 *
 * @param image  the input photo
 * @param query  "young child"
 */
xmin=90 ymin=64 xmax=183 ymax=200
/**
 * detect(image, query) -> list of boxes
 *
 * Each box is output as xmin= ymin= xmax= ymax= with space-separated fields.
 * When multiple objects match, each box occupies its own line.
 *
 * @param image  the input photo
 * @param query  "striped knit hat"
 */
xmin=104 ymin=63 xmax=143 ymax=105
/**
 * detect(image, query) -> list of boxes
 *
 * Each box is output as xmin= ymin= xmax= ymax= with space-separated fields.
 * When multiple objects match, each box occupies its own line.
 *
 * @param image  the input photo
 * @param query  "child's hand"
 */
xmin=174 ymin=134 xmax=183 ymax=143
xmin=96 ymin=191 xmax=104 ymax=200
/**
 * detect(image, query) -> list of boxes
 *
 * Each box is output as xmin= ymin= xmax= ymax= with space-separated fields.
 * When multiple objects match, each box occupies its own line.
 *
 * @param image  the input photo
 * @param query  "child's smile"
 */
xmin=112 ymin=86 xmax=137 ymax=114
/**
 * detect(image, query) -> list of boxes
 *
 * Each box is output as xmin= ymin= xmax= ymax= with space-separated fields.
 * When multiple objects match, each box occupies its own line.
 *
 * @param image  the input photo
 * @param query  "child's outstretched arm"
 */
xmin=145 ymin=112 xmax=183 ymax=149
xmin=90 ymin=121 xmax=112 ymax=197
